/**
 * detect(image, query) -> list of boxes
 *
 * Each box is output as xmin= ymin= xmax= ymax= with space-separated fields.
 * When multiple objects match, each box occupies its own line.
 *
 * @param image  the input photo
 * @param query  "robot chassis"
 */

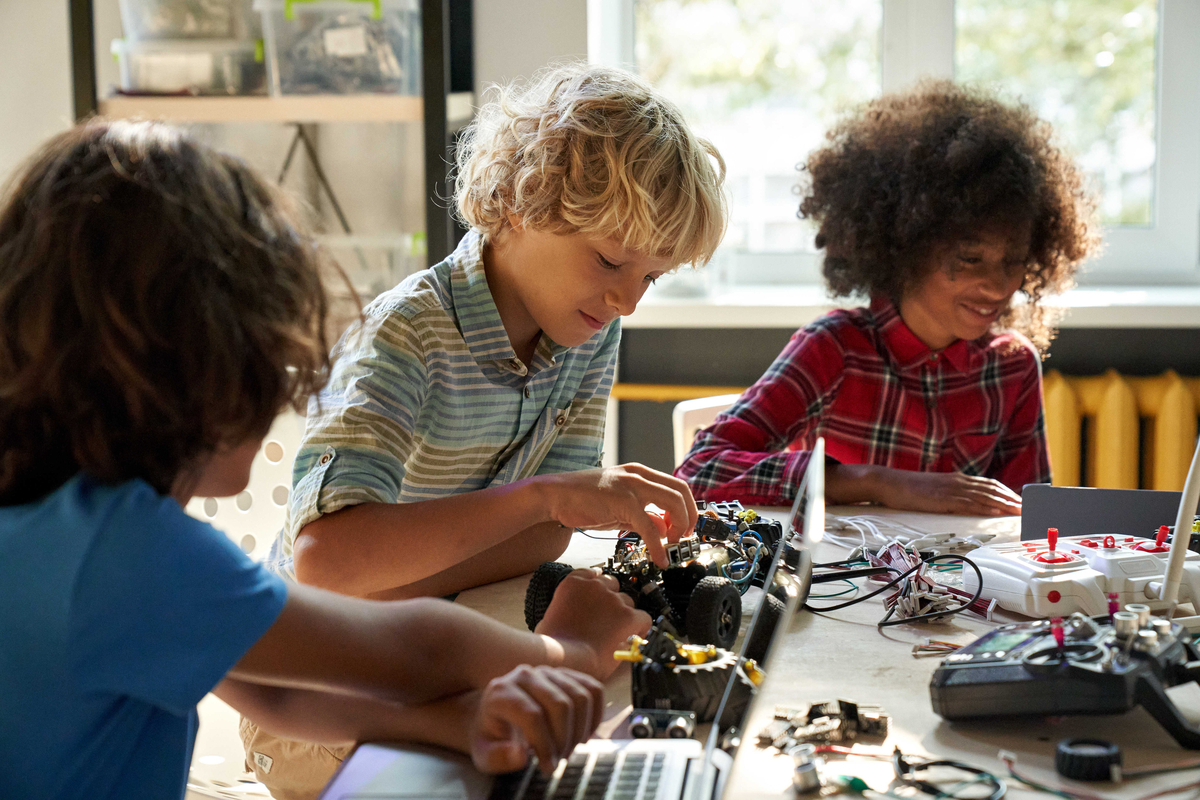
xmin=525 ymin=501 xmax=805 ymax=653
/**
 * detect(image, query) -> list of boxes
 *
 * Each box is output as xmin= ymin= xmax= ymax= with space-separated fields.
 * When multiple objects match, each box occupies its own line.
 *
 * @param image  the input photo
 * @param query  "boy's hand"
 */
xmin=537 ymin=464 xmax=699 ymax=567
xmin=535 ymin=568 xmax=651 ymax=679
xmin=469 ymin=664 xmax=604 ymax=774
xmin=867 ymin=468 xmax=1022 ymax=516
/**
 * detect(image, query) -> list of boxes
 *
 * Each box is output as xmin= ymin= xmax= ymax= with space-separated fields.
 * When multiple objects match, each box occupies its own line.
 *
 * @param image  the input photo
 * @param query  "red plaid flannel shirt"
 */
xmin=675 ymin=296 xmax=1051 ymax=506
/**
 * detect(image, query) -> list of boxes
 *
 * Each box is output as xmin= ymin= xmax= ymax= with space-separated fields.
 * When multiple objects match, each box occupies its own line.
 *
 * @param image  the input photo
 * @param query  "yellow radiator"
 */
xmin=1041 ymin=370 xmax=1200 ymax=490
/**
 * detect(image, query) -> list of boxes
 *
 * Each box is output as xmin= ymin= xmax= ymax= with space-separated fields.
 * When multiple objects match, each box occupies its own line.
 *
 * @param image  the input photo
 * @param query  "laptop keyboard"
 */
xmin=490 ymin=751 xmax=667 ymax=800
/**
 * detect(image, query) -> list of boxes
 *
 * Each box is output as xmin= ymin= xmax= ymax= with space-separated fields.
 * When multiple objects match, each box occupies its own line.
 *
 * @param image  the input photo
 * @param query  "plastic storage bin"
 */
xmin=111 ymin=38 xmax=266 ymax=95
xmin=118 ymin=0 xmax=258 ymax=41
xmin=257 ymin=0 xmax=421 ymax=95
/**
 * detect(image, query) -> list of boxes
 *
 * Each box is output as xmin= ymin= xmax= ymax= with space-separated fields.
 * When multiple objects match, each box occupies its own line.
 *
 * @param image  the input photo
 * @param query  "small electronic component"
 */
xmin=757 ymin=700 xmax=889 ymax=751
xmin=628 ymin=709 xmax=697 ymax=739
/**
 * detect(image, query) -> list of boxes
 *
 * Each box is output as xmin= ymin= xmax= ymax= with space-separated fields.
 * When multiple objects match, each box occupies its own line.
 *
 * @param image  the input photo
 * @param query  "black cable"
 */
xmin=804 ymin=552 xmax=983 ymax=628
xmin=893 ymin=746 xmax=1006 ymax=800
xmin=803 ymin=563 xmax=910 ymax=612
xmin=812 ymin=565 xmax=893 ymax=583
xmin=572 ymin=528 xmax=621 ymax=541
xmin=814 ymin=557 xmax=869 ymax=569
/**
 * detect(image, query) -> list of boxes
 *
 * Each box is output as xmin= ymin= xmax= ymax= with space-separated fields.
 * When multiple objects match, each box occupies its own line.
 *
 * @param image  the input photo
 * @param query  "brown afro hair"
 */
xmin=799 ymin=79 xmax=1100 ymax=352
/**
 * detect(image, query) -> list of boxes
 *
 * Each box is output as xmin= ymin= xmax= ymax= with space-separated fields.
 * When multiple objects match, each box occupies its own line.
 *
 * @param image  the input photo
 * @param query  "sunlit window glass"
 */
xmin=956 ymin=0 xmax=1158 ymax=226
xmin=634 ymin=0 xmax=881 ymax=261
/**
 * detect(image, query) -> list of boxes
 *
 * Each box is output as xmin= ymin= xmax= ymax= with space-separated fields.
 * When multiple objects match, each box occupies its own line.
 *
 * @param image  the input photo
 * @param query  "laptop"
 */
xmin=1020 ymin=483 xmax=1193 ymax=540
xmin=317 ymin=440 xmax=825 ymax=800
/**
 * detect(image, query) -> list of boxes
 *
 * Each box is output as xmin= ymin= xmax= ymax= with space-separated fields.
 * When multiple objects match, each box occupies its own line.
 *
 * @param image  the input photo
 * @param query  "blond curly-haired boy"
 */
xmin=243 ymin=64 xmax=727 ymax=798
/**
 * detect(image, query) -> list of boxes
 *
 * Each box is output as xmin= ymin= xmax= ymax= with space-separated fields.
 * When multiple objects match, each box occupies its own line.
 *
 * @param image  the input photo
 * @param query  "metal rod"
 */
xmin=295 ymin=124 xmax=353 ymax=235
xmin=69 ymin=0 xmax=98 ymax=121
xmin=277 ymin=127 xmax=303 ymax=185
xmin=422 ymin=0 xmax=453 ymax=266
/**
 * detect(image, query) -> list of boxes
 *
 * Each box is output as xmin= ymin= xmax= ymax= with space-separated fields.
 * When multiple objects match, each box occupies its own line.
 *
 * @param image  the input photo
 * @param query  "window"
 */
xmin=589 ymin=0 xmax=1200 ymax=287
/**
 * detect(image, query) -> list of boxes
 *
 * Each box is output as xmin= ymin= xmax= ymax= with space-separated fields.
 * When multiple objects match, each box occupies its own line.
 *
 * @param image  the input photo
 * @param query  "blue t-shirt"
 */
xmin=0 ymin=475 xmax=288 ymax=800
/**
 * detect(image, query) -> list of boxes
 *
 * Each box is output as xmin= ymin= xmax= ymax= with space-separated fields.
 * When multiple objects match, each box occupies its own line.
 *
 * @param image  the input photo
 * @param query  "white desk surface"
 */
xmin=454 ymin=505 xmax=1200 ymax=799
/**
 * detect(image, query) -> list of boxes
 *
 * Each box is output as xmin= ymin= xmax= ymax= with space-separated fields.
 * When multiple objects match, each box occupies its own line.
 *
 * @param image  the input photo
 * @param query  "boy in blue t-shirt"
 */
xmin=0 ymin=120 xmax=650 ymax=800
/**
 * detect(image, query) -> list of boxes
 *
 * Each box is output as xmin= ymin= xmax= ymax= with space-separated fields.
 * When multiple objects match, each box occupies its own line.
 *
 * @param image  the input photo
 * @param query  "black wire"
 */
xmin=812 ymin=565 xmax=893 ymax=583
xmin=803 ymin=562 xmax=910 ymax=612
xmin=804 ymin=552 xmax=983 ymax=628
xmin=893 ymin=747 xmax=1006 ymax=800
xmin=814 ymin=557 xmax=868 ymax=568
xmin=572 ymin=528 xmax=621 ymax=540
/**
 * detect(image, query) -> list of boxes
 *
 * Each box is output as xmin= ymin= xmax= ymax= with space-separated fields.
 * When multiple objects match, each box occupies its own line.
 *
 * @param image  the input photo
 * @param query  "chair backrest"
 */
xmin=671 ymin=393 xmax=741 ymax=467
xmin=184 ymin=410 xmax=306 ymax=561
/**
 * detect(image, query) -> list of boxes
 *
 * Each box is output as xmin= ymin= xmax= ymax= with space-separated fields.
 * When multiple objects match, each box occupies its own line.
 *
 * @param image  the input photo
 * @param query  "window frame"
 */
xmin=589 ymin=0 xmax=1200 ymax=286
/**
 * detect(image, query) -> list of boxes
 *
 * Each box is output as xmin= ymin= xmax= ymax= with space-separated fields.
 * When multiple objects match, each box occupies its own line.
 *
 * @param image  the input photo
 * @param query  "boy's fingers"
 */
xmin=544 ymin=669 xmax=602 ymax=746
xmin=620 ymin=464 xmax=699 ymax=534
xmin=491 ymin=684 xmax=559 ymax=771
xmin=514 ymin=668 xmax=575 ymax=761
xmin=474 ymin=739 xmax=528 ymax=774
xmin=633 ymin=512 xmax=670 ymax=566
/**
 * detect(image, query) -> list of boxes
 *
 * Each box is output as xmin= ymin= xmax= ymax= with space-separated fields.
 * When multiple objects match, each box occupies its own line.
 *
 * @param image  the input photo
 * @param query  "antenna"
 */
xmin=1160 ymin=435 xmax=1200 ymax=615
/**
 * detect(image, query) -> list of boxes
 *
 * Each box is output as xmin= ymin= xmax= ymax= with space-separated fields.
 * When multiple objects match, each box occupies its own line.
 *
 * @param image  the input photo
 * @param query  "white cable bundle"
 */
xmin=825 ymin=513 xmax=996 ymax=555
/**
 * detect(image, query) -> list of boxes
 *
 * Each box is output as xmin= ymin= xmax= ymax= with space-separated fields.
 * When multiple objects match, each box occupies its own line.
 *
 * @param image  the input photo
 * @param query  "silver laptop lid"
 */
xmin=691 ymin=438 xmax=824 ymax=800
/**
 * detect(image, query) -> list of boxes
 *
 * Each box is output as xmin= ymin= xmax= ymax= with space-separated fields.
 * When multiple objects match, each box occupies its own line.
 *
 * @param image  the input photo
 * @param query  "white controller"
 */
xmin=962 ymin=527 xmax=1200 ymax=618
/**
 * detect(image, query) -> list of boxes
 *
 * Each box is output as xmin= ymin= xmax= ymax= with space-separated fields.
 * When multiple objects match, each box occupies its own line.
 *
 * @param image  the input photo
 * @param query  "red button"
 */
xmin=1048 ymin=590 xmax=1061 ymax=603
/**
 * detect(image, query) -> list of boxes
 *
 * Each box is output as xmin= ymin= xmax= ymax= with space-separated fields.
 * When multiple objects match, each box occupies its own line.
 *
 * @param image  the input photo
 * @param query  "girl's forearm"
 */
xmin=216 ymin=677 xmax=474 ymax=751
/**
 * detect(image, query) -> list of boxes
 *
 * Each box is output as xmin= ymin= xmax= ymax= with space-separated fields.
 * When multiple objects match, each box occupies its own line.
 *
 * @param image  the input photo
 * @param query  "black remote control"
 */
xmin=930 ymin=612 xmax=1200 ymax=748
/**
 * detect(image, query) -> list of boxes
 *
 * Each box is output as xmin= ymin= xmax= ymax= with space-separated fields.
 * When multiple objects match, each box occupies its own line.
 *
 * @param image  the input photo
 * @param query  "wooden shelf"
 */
xmin=98 ymin=94 xmax=424 ymax=123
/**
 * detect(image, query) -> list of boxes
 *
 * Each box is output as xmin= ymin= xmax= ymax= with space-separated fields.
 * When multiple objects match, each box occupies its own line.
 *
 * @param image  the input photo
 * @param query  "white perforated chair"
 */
xmin=185 ymin=409 xmax=306 ymax=561
xmin=182 ymin=409 xmax=306 ymax=798
xmin=672 ymin=393 xmax=741 ymax=468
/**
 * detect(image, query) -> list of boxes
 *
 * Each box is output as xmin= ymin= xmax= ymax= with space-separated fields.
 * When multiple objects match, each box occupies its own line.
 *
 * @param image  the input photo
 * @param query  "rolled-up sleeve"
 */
xmin=286 ymin=309 xmax=430 ymax=539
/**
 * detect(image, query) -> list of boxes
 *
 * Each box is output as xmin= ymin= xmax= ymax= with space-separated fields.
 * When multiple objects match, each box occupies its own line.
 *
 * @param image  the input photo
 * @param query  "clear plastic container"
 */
xmin=118 ymin=0 xmax=259 ymax=41
xmin=111 ymin=38 xmax=266 ymax=95
xmin=256 ymin=0 xmax=421 ymax=95
xmin=322 ymin=234 xmax=424 ymax=299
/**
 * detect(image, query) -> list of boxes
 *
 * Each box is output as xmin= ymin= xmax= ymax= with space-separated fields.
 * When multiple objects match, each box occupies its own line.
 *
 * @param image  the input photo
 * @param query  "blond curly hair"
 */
xmin=455 ymin=63 xmax=727 ymax=267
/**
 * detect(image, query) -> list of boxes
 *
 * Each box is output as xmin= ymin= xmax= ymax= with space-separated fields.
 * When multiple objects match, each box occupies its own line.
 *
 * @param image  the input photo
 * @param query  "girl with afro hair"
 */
xmin=676 ymin=80 xmax=1100 ymax=515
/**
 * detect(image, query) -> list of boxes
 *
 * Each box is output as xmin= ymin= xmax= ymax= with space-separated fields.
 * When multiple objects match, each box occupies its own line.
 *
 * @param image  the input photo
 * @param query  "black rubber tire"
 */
xmin=745 ymin=593 xmax=785 ymax=664
xmin=685 ymin=576 xmax=741 ymax=649
xmin=524 ymin=561 xmax=575 ymax=631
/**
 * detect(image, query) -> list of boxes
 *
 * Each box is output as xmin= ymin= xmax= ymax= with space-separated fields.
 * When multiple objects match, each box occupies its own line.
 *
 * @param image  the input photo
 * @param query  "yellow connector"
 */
xmin=613 ymin=635 xmax=646 ymax=663
xmin=677 ymin=643 xmax=719 ymax=665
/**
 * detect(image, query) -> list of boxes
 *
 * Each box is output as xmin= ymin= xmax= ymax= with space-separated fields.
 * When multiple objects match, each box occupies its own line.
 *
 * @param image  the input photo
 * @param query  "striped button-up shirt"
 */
xmin=675 ymin=296 xmax=1050 ymax=507
xmin=268 ymin=231 xmax=618 ymax=577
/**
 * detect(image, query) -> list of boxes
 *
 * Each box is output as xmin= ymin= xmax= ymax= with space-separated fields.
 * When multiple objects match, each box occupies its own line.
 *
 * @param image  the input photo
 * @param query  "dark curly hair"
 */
xmin=799 ymin=79 xmax=1100 ymax=352
xmin=0 ymin=120 xmax=334 ymax=505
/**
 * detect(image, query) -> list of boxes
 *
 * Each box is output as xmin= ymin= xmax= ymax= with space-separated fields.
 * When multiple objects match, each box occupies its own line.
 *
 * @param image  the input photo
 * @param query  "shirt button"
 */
xmin=524 ymin=386 xmax=532 ymax=398
xmin=555 ymin=413 xmax=567 ymax=427
xmin=319 ymin=453 xmax=332 ymax=465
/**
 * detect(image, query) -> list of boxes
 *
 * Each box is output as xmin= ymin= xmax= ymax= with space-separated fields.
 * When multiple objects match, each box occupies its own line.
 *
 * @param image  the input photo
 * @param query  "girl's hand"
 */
xmin=535 ymin=464 xmax=699 ymax=567
xmin=872 ymin=468 xmax=1022 ymax=516
xmin=468 ymin=665 xmax=604 ymax=775
xmin=535 ymin=568 xmax=651 ymax=679
xmin=828 ymin=464 xmax=1021 ymax=516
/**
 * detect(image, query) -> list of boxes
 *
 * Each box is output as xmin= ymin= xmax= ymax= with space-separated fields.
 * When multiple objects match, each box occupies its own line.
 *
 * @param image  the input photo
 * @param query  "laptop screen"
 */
xmin=691 ymin=438 xmax=823 ymax=799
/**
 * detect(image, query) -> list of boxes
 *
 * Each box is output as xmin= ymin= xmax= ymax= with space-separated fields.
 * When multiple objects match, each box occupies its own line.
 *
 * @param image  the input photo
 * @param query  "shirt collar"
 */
xmin=869 ymin=295 xmax=977 ymax=373
xmin=448 ymin=230 xmax=570 ymax=371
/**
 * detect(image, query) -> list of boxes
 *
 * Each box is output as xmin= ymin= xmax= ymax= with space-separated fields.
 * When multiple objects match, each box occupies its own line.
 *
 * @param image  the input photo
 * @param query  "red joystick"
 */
xmin=1034 ymin=526 xmax=1077 ymax=564
xmin=1135 ymin=525 xmax=1171 ymax=553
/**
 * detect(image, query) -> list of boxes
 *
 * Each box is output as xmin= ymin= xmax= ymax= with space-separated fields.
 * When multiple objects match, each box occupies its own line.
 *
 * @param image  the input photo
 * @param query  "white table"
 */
xmin=726 ymin=508 xmax=1200 ymax=800
xmin=457 ymin=505 xmax=1200 ymax=799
